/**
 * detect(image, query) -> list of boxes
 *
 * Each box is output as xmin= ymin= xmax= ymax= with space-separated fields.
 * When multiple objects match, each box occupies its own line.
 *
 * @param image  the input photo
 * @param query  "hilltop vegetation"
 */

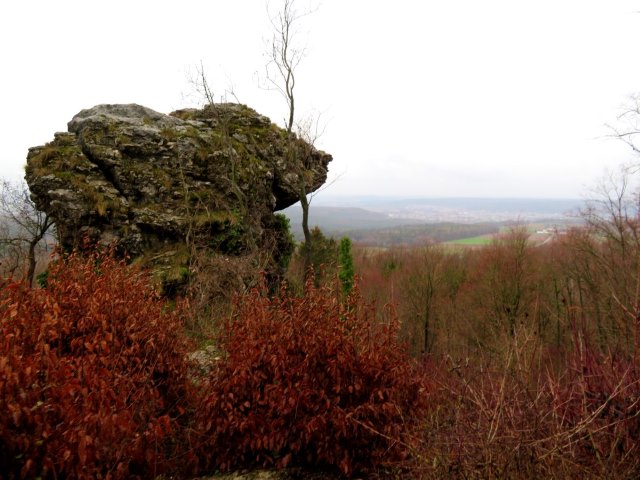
xmin=336 ymin=216 xmax=640 ymax=478
xmin=2 ymin=191 xmax=639 ymax=478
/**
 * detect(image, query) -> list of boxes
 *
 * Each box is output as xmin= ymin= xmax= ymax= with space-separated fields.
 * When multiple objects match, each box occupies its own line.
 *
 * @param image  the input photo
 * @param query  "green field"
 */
xmin=445 ymin=235 xmax=495 ymax=246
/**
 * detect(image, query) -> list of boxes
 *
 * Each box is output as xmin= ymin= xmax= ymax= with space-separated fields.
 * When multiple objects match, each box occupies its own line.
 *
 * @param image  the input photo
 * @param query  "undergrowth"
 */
xmin=192 ymin=283 xmax=430 ymax=477
xmin=1 ymin=243 xmax=639 ymax=479
xmin=0 ymin=250 xmax=193 ymax=479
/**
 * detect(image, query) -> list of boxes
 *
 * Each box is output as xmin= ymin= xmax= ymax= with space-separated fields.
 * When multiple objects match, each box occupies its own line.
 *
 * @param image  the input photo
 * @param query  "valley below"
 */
xmin=281 ymin=196 xmax=583 ymax=246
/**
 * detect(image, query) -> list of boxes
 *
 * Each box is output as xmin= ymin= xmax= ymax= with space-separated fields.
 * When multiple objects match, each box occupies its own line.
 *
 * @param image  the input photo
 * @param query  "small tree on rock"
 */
xmin=266 ymin=0 xmax=325 ymax=283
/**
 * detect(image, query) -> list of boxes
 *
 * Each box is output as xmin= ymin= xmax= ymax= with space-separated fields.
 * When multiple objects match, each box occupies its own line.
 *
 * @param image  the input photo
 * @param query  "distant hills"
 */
xmin=280 ymin=206 xmax=423 ymax=232
xmin=280 ymin=196 xmax=584 ymax=245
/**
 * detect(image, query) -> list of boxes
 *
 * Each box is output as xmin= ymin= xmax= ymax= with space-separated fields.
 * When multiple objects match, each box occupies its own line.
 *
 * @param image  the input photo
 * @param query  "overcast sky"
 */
xmin=1 ymin=0 xmax=640 ymax=199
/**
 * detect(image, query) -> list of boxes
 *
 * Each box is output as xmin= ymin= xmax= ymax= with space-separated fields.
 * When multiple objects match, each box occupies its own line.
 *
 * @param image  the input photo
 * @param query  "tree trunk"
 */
xmin=300 ymin=190 xmax=312 ymax=282
xmin=26 ymin=239 xmax=37 ymax=287
xmin=26 ymin=223 xmax=49 ymax=287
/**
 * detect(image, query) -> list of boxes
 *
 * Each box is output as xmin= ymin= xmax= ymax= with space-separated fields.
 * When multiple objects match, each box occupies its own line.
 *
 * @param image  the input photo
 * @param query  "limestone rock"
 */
xmin=25 ymin=103 xmax=331 ymax=292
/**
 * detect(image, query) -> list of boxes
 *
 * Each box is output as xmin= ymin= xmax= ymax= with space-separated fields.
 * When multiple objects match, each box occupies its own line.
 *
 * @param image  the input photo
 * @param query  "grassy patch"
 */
xmin=446 ymin=234 xmax=494 ymax=245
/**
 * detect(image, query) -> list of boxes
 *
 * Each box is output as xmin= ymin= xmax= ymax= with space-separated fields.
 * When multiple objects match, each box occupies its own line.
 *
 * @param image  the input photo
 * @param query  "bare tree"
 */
xmin=578 ymin=167 xmax=640 ymax=342
xmin=265 ymin=0 xmax=324 ymax=279
xmin=607 ymin=94 xmax=640 ymax=156
xmin=266 ymin=0 xmax=309 ymax=133
xmin=562 ymin=97 xmax=640 ymax=350
xmin=186 ymin=61 xmax=242 ymax=108
xmin=401 ymin=244 xmax=445 ymax=354
xmin=194 ymin=60 xmax=216 ymax=106
xmin=0 ymin=179 xmax=55 ymax=286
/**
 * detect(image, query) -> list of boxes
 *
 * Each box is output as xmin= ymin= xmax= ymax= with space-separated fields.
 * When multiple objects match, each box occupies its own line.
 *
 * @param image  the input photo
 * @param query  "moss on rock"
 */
xmin=25 ymin=103 xmax=330 ymax=295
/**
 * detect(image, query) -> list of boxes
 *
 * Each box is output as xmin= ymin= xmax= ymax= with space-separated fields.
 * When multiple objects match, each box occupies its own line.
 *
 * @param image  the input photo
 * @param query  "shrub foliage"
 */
xmin=194 ymin=283 xmax=428 ymax=477
xmin=0 ymin=250 xmax=192 ymax=479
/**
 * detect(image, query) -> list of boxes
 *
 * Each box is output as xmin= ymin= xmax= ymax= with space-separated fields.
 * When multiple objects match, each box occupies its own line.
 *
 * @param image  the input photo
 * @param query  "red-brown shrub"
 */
xmin=0 ymin=250 xmax=193 ymax=479
xmin=193 ymin=283 xmax=429 ymax=477
xmin=544 ymin=334 xmax=640 ymax=477
xmin=413 ymin=332 xmax=640 ymax=478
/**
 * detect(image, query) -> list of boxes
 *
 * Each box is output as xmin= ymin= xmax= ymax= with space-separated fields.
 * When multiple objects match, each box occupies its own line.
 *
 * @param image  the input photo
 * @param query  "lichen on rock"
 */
xmin=25 ymin=103 xmax=331 ymax=294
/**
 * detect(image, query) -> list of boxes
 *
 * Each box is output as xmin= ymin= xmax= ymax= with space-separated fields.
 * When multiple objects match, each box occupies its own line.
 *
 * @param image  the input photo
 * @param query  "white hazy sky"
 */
xmin=1 ymin=0 xmax=640 ymax=199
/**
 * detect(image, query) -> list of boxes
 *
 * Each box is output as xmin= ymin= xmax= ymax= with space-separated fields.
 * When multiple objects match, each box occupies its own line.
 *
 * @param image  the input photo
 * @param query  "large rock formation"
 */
xmin=25 ymin=103 xmax=331 ymax=293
